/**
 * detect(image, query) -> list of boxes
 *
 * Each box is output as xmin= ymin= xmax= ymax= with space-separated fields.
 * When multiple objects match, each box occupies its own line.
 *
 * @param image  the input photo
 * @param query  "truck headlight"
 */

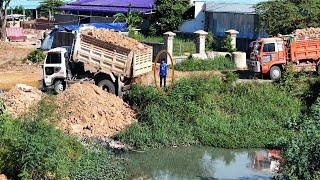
xmin=54 ymin=67 xmax=61 ymax=73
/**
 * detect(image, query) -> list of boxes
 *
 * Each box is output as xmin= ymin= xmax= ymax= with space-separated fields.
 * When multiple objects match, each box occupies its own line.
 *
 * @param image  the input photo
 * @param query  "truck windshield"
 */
xmin=46 ymin=53 xmax=61 ymax=64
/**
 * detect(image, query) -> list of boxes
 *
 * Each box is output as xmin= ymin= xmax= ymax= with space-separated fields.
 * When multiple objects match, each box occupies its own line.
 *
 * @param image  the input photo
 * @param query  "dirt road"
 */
xmin=0 ymin=42 xmax=41 ymax=90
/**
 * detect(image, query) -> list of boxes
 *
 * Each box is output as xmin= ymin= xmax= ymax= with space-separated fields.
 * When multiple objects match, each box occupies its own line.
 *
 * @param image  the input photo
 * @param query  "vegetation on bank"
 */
xmin=117 ymin=75 xmax=301 ymax=149
xmin=0 ymin=98 xmax=126 ymax=180
xmin=130 ymin=33 xmax=196 ymax=56
xmin=277 ymin=98 xmax=320 ymax=179
xmin=175 ymin=56 xmax=236 ymax=71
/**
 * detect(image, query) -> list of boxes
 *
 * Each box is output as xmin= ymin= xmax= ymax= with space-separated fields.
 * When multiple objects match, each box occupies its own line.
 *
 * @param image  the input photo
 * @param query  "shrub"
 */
xmin=0 ymin=98 xmax=126 ymax=179
xmin=175 ymin=56 xmax=235 ymax=71
xmin=221 ymin=35 xmax=236 ymax=53
xmin=118 ymin=76 xmax=301 ymax=149
xmin=206 ymin=32 xmax=215 ymax=51
xmin=277 ymin=98 xmax=320 ymax=179
xmin=26 ymin=50 xmax=46 ymax=63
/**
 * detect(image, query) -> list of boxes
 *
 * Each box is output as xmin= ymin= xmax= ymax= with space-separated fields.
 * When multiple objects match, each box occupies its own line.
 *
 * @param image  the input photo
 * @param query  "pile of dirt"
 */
xmin=82 ymin=29 xmax=148 ymax=51
xmin=56 ymin=83 xmax=136 ymax=137
xmin=294 ymin=27 xmax=320 ymax=38
xmin=0 ymin=84 xmax=42 ymax=117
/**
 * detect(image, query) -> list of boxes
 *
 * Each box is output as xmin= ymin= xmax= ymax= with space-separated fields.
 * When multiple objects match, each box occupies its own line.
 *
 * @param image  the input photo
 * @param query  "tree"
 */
xmin=0 ymin=0 xmax=11 ymax=41
xmin=114 ymin=12 xmax=142 ymax=33
xmin=255 ymin=0 xmax=320 ymax=35
xmin=39 ymin=0 xmax=65 ymax=19
xmin=151 ymin=0 xmax=191 ymax=34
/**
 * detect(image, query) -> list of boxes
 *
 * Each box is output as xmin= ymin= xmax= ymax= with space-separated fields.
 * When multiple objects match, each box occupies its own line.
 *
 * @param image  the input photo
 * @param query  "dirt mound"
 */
xmin=0 ymin=84 xmax=42 ymax=117
xmin=294 ymin=27 xmax=320 ymax=38
xmin=82 ymin=29 xmax=148 ymax=51
xmin=56 ymin=83 xmax=136 ymax=137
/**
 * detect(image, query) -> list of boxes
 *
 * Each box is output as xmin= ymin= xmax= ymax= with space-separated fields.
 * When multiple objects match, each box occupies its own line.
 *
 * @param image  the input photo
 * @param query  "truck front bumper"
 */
xmin=247 ymin=60 xmax=261 ymax=73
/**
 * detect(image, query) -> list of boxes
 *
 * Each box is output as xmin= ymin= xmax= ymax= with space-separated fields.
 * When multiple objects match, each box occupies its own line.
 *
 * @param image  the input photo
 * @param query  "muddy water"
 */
xmin=123 ymin=147 xmax=276 ymax=180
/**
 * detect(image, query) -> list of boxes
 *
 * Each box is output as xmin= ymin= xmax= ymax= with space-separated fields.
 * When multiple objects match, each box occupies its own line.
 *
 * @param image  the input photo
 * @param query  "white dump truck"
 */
xmin=41 ymin=29 xmax=153 ymax=96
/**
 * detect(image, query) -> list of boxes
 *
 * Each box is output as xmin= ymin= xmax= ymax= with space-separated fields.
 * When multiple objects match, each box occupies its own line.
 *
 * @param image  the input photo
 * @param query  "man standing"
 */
xmin=159 ymin=60 xmax=168 ymax=87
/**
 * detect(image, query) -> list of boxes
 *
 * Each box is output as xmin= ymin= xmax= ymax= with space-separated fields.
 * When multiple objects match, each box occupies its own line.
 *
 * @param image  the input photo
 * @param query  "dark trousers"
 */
xmin=160 ymin=76 xmax=166 ymax=87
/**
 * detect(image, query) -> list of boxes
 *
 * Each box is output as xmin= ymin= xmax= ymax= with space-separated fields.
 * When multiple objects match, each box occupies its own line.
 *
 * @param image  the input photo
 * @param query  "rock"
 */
xmin=16 ymin=83 xmax=33 ymax=92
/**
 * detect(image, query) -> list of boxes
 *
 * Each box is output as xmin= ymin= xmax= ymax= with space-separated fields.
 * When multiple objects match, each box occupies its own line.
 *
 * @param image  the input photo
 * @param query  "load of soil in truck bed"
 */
xmin=82 ymin=29 xmax=147 ymax=51
xmin=56 ymin=83 xmax=136 ymax=138
xmin=294 ymin=27 xmax=320 ymax=38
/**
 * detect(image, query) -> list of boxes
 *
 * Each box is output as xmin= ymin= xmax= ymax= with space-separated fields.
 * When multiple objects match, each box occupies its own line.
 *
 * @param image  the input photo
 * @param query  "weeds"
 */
xmin=26 ymin=50 xmax=46 ymax=63
xmin=118 ymin=75 xmax=300 ymax=149
xmin=175 ymin=56 xmax=236 ymax=71
xmin=0 ymin=97 xmax=126 ymax=179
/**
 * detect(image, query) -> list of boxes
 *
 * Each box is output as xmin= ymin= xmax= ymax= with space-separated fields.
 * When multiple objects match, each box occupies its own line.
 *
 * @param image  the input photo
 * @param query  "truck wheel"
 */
xmin=98 ymin=80 xmax=116 ymax=94
xmin=54 ymin=80 xmax=65 ymax=94
xmin=269 ymin=66 xmax=282 ymax=80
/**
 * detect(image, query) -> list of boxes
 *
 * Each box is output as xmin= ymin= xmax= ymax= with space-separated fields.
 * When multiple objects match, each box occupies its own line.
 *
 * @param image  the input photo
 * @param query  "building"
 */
xmin=58 ymin=0 xmax=155 ymax=16
xmin=180 ymin=0 xmax=268 ymax=53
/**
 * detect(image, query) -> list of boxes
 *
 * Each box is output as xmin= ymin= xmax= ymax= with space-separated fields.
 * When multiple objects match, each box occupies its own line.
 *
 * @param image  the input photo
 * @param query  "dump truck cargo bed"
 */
xmin=73 ymin=33 xmax=153 ymax=78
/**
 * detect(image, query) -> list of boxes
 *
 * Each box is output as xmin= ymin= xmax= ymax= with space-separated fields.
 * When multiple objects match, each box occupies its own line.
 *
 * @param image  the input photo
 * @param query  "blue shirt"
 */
xmin=159 ymin=63 xmax=168 ymax=77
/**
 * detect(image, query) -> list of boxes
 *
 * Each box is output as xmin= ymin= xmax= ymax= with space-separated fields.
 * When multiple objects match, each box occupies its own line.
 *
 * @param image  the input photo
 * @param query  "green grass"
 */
xmin=0 ymin=98 xmax=126 ymax=180
xmin=117 ymin=75 xmax=301 ymax=150
xmin=175 ymin=56 xmax=236 ymax=71
xmin=130 ymin=33 xmax=196 ymax=56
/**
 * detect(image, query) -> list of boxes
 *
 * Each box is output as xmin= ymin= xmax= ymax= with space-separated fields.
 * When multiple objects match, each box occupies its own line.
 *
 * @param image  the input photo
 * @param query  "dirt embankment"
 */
xmin=0 ymin=83 xmax=136 ymax=138
xmin=56 ymin=83 xmax=136 ymax=137
xmin=0 ymin=84 xmax=43 ymax=117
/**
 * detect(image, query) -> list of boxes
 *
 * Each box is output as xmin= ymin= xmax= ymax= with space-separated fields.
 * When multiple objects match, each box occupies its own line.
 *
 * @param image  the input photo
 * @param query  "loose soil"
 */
xmin=56 ymin=83 xmax=136 ymax=138
xmin=82 ymin=29 xmax=149 ymax=51
xmin=0 ymin=42 xmax=34 ymax=66
xmin=0 ymin=84 xmax=43 ymax=117
xmin=294 ymin=27 xmax=320 ymax=38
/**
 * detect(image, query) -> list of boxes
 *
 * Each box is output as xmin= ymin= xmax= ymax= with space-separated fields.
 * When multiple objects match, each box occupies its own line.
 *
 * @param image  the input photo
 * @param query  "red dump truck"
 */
xmin=247 ymin=35 xmax=320 ymax=80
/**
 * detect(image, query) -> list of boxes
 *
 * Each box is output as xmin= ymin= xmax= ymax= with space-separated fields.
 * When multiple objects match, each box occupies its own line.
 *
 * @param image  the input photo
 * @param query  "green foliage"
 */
xmin=130 ymin=33 xmax=196 ymax=56
xmin=118 ymin=76 xmax=301 ymax=149
xmin=255 ymin=0 xmax=320 ymax=35
xmin=277 ymin=98 xmax=320 ymax=179
xmin=175 ymin=56 xmax=235 ymax=71
xmin=13 ymin=5 xmax=23 ymax=14
xmin=221 ymin=35 xmax=236 ymax=53
xmin=206 ymin=32 xmax=215 ymax=51
xmin=26 ymin=49 xmax=46 ymax=63
xmin=39 ymin=0 xmax=65 ymax=17
xmin=0 ymin=98 xmax=126 ymax=179
xmin=151 ymin=0 xmax=191 ymax=34
xmin=114 ymin=12 xmax=142 ymax=33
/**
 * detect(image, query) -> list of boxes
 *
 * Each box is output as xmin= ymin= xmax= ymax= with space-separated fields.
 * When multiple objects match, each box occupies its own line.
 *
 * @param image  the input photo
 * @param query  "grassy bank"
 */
xmin=131 ymin=34 xmax=196 ymax=56
xmin=175 ymin=57 xmax=236 ymax=71
xmin=0 ymin=98 xmax=126 ymax=179
xmin=117 ymin=75 xmax=301 ymax=149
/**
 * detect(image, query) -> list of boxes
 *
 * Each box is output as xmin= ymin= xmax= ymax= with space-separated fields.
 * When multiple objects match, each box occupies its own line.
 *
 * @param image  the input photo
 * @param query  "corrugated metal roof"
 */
xmin=206 ymin=3 xmax=256 ymax=14
xmin=59 ymin=0 xmax=154 ymax=13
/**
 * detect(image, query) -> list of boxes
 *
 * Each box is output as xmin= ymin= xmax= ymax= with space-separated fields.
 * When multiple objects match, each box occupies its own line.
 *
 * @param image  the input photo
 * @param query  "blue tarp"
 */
xmin=57 ymin=23 xmax=128 ymax=32
xmin=41 ymin=23 xmax=128 ymax=50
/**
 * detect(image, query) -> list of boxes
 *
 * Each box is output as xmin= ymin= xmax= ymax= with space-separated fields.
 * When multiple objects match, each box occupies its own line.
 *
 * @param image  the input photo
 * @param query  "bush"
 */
xmin=118 ymin=76 xmax=301 ymax=149
xmin=221 ymin=35 xmax=236 ymax=53
xmin=26 ymin=50 xmax=46 ymax=63
xmin=206 ymin=32 xmax=215 ymax=51
xmin=277 ymin=98 xmax=320 ymax=179
xmin=175 ymin=56 xmax=235 ymax=71
xmin=0 ymin=98 xmax=126 ymax=179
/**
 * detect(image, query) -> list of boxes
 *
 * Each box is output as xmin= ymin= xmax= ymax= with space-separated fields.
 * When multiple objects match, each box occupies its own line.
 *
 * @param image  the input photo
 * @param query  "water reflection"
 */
xmin=123 ymin=147 xmax=276 ymax=180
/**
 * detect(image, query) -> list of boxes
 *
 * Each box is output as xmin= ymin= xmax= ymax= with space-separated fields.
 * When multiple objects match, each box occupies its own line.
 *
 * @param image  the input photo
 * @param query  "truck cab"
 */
xmin=248 ymin=37 xmax=287 ymax=80
xmin=42 ymin=47 xmax=71 ymax=94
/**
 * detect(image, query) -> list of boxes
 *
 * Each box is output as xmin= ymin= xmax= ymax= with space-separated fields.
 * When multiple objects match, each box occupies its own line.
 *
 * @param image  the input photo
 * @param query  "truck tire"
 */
xmin=98 ymin=80 xmax=116 ymax=94
xmin=269 ymin=66 xmax=282 ymax=80
xmin=54 ymin=80 xmax=65 ymax=95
